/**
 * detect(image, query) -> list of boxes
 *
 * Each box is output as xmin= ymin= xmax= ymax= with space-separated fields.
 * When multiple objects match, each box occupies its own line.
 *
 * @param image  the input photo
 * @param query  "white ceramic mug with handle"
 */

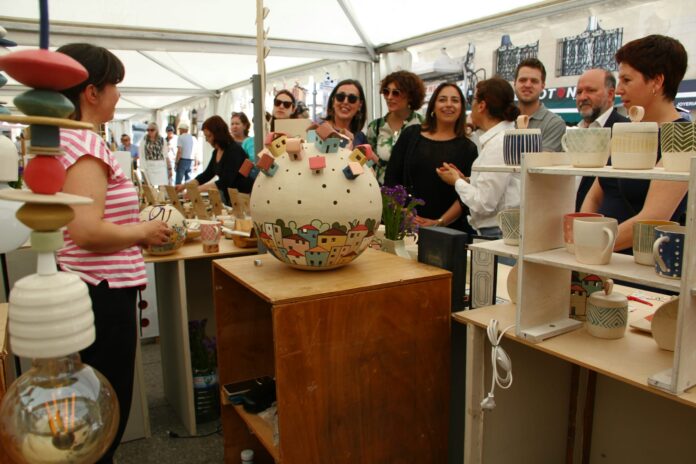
xmin=573 ymin=217 xmax=618 ymax=265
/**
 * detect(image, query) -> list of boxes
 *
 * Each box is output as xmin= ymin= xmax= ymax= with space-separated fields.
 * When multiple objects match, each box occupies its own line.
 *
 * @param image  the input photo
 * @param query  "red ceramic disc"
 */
xmin=24 ymin=156 xmax=66 ymax=194
xmin=0 ymin=49 xmax=87 ymax=90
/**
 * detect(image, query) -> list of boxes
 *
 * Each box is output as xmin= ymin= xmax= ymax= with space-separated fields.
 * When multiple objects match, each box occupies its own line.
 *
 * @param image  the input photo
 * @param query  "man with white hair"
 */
xmin=574 ymin=68 xmax=629 ymax=209
xmin=175 ymin=122 xmax=196 ymax=185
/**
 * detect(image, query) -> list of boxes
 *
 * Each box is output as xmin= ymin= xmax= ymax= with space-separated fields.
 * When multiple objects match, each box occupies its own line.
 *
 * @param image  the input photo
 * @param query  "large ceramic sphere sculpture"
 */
xmin=0 ymin=2 xmax=119 ymax=463
xmin=244 ymin=123 xmax=382 ymax=270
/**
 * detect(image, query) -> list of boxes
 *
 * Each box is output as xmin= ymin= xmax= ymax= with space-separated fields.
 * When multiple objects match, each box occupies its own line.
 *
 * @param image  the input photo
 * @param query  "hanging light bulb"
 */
xmin=0 ymin=2 xmax=119 ymax=461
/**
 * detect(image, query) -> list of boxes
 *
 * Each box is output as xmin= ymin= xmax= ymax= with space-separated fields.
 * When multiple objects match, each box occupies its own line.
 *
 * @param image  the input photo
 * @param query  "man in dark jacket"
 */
xmin=574 ymin=68 xmax=630 ymax=210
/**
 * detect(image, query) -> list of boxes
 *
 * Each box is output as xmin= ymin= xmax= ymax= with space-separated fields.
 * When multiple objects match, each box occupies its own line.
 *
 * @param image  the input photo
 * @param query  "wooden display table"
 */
xmin=144 ymin=239 xmax=257 ymax=435
xmin=213 ymin=249 xmax=451 ymax=463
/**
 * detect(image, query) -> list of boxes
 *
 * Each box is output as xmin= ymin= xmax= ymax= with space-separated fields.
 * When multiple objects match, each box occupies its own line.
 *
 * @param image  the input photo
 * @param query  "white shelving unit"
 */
xmin=474 ymin=152 xmax=696 ymax=395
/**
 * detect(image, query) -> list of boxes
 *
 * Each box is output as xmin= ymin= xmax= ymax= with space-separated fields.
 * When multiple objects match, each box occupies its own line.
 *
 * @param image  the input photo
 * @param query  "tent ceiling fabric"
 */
xmin=1 ymin=0 xmax=548 ymax=114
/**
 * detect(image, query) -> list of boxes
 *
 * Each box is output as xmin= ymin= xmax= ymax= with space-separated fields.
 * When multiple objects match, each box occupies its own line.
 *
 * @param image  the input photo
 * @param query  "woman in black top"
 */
xmin=385 ymin=82 xmax=478 ymax=232
xmin=581 ymin=35 xmax=689 ymax=251
xmin=176 ymin=115 xmax=252 ymax=204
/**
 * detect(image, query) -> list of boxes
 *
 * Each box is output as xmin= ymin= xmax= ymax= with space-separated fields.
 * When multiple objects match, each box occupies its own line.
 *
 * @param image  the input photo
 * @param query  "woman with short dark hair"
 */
xmin=367 ymin=70 xmax=426 ymax=184
xmin=230 ymin=111 xmax=254 ymax=159
xmin=270 ymin=89 xmax=296 ymax=131
xmin=581 ymin=34 xmax=689 ymax=251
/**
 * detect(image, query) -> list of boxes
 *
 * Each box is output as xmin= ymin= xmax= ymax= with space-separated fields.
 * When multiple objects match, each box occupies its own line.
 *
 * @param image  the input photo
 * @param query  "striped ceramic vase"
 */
xmin=503 ymin=129 xmax=542 ymax=165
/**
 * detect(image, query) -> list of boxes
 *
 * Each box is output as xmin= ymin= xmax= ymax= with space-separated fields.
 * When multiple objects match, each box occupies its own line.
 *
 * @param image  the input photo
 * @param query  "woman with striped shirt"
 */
xmin=57 ymin=43 xmax=170 ymax=464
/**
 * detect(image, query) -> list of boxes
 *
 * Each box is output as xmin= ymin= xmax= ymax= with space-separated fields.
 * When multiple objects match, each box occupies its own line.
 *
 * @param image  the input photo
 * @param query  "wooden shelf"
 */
xmin=453 ymin=304 xmax=696 ymax=409
xmin=472 ymin=165 xmax=520 ymax=173
xmin=468 ymin=239 xmax=519 ymax=259
xmin=232 ymin=405 xmax=279 ymax=462
xmin=523 ymin=247 xmax=680 ymax=293
xmin=527 ymin=165 xmax=690 ymax=181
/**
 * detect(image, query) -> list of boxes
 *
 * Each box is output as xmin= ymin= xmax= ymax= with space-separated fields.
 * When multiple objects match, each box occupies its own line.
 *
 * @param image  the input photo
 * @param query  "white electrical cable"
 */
xmin=481 ymin=319 xmax=515 ymax=411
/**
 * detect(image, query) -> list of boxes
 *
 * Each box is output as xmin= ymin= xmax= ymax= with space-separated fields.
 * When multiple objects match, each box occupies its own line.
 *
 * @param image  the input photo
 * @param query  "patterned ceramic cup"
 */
xmin=497 ymin=208 xmax=520 ymax=245
xmin=632 ymin=220 xmax=678 ymax=265
xmin=661 ymin=122 xmax=696 ymax=172
xmin=562 ymin=128 xmax=611 ymax=167
xmin=610 ymin=121 xmax=659 ymax=169
xmin=503 ymin=129 xmax=542 ymax=166
xmin=563 ymin=212 xmax=603 ymax=253
xmin=653 ymin=225 xmax=687 ymax=279
xmin=199 ymin=220 xmax=222 ymax=253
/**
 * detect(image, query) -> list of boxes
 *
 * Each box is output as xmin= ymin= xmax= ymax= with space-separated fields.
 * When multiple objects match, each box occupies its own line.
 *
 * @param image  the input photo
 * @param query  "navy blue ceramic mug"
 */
xmin=503 ymin=128 xmax=542 ymax=166
xmin=652 ymin=225 xmax=687 ymax=279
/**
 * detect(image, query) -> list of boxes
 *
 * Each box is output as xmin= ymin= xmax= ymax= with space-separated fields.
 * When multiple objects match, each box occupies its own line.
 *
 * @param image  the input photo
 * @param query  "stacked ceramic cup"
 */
xmin=661 ymin=121 xmax=696 ymax=172
xmin=610 ymin=106 xmax=659 ymax=170
xmin=503 ymin=115 xmax=541 ymax=166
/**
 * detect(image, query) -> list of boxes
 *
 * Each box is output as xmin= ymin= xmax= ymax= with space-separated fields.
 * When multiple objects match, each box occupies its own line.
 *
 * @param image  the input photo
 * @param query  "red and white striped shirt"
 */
xmin=57 ymin=129 xmax=147 ymax=288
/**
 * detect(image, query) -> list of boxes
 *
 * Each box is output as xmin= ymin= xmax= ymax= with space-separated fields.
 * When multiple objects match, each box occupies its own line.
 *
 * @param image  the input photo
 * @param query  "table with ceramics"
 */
xmin=143 ymin=238 xmax=257 ymax=436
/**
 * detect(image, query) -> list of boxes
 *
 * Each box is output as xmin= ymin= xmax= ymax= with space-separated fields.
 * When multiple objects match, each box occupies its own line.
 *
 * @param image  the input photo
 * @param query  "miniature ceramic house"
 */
xmin=308 ymin=155 xmax=326 ymax=173
xmin=239 ymin=158 xmax=254 ymax=177
xmin=314 ymin=124 xmax=342 ymax=154
xmin=257 ymin=152 xmax=278 ymax=177
xmin=306 ymin=129 xmax=317 ymax=143
xmin=352 ymin=144 xmax=377 ymax=167
xmin=343 ymin=161 xmax=363 ymax=180
xmin=286 ymin=137 xmax=304 ymax=160
xmin=265 ymin=132 xmax=288 ymax=158
xmin=349 ymin=147 xmax=367 ymax=165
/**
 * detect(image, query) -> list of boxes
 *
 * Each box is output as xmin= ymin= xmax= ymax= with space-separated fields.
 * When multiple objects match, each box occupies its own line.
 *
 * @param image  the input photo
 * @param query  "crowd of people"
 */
xmin=51 ymin=33 xmax=690 ymax=461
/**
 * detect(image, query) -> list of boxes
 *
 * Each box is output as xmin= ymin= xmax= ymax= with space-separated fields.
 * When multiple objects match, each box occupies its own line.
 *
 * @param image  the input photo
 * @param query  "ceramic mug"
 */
xmin=562 ymin=128 xmax=611 ymax=168
xmin=199 ymin=220 xmax=222 ymax=253
xmin=653 ymin=225 xmax=687 ymax=279
xmin=497 ymin=208 xmax=520 ymax=246
xmin=573 ymin=217 xmax=618 ymax=265
xmin=563 ymin=212 xmax=603 ymax=253
xmin=660 ymin=121 xmax=696 ymax=172
xmin=503 ymin=129 xmax=542 ymax=166
xmin=610 ymin=121 xmax=659 ymax=169
xmin=632 ymin=220 xmax=678 ymax=265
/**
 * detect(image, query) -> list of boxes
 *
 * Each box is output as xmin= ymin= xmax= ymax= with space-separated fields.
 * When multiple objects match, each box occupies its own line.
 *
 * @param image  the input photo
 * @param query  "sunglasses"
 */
xmin=274 ymin=99 xmax=293 ymax=109
xmin=335 ymin=92 xmax=360 ymax=104
xmin=382 ymin=88 xmax=402 ymax=98
xmin=147 ymin=128 xmax=156 ymax=132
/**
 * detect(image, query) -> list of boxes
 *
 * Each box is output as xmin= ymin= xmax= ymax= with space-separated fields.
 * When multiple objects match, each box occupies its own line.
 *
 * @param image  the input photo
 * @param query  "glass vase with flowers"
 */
xmin=379 ymin=185 xmax=424 ymax=257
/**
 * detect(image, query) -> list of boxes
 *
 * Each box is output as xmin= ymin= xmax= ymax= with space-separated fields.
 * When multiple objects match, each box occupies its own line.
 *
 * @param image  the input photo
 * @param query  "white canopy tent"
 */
xmin=0 ymin=0 xmax=611 ymax=121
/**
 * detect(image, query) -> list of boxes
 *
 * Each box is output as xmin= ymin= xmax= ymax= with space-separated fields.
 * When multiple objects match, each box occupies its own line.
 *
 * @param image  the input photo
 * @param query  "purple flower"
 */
xmin=381 ymin=184 xmax=426 ymax=240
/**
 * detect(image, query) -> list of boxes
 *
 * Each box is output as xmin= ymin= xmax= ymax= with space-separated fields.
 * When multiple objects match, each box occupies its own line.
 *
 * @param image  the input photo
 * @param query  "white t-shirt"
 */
xmin=177 ymin=133 xmax=195 ymax=160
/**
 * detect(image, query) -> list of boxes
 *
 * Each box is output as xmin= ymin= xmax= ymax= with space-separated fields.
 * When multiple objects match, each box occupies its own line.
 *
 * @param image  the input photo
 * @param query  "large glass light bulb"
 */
xmin=0 ymin=353 xmax=119 ymax=464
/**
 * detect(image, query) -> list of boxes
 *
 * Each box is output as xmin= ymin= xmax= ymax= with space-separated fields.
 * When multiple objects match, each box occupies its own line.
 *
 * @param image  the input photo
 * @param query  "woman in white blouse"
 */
xmin=437 ymin=77 xmax=521 ymax=238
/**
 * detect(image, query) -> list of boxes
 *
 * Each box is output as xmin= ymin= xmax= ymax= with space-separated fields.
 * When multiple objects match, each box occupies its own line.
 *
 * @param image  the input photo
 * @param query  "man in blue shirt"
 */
xmin=118 ymin=133 xmax=139 ymax=169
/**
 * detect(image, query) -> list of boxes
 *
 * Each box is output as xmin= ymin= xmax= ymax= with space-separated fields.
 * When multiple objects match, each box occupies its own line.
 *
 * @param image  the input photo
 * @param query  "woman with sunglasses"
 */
xmin=367 ymin=70 xmax=426 ymax=184
xmin=177 ymin=115 xmax=253 ymax=204
xmin=139 ymin=122 xmax=171 ymax=185
xmin=323 ymin=79 xmax=368 ymax=146
xmin=57 ymin=43 xmax=170 ymax=464
xmin=270 ymin=89 xmax=296 ymax=131
xmin=385 ymin=82 xmax=478 ymax=231
xmin=437 ymin=77 xmax=520 ymax=239
xmin=230 ymin=111 xmax=255 ymax=160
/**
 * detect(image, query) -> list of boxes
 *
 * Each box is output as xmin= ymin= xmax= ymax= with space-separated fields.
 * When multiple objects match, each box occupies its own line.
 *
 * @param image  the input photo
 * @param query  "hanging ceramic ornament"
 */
xmin=248 ymin=126 xmax=382 ymax=270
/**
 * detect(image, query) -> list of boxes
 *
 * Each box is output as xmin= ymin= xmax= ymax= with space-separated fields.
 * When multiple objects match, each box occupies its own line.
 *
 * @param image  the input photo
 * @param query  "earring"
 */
xmin=652 ymin=88 xmax=657 ymax=96
xmin=430 ymin=112 xmax=434 ymax=118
